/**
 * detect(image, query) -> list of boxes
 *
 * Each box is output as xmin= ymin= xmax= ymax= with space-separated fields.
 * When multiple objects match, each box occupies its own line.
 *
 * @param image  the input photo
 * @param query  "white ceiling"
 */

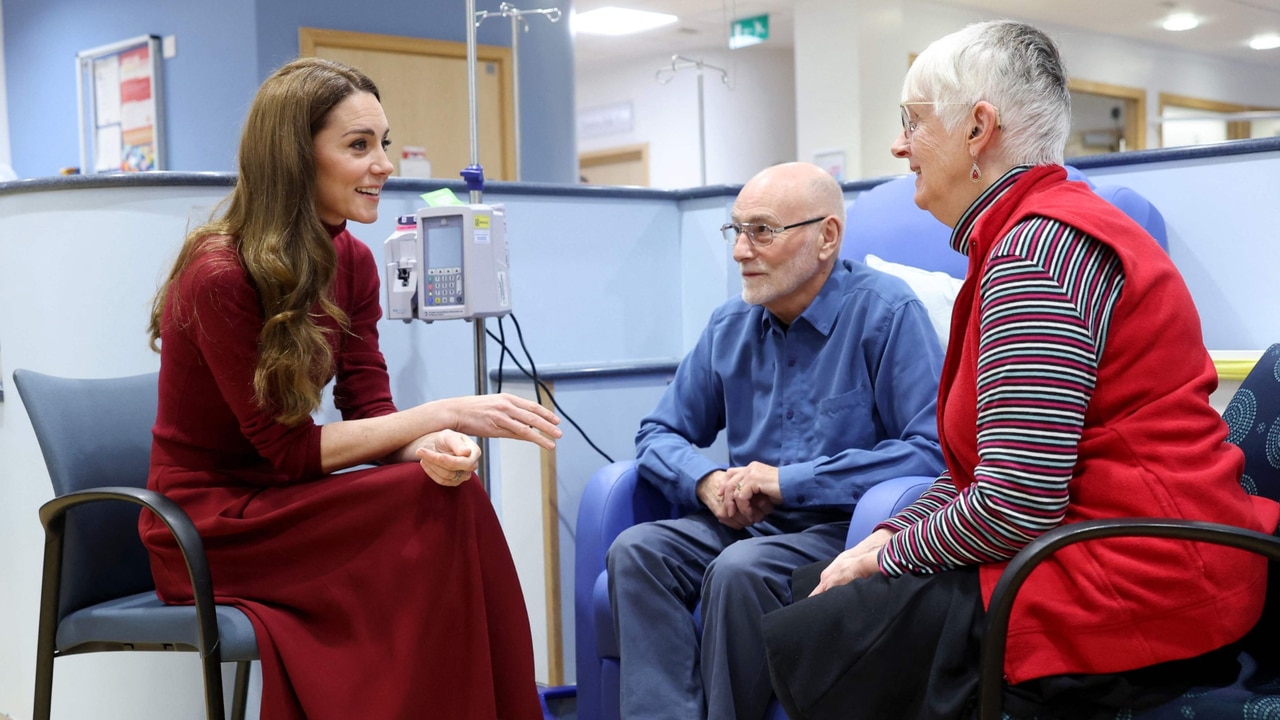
xmin=571 ymin=0 xmax=1280 ymax=68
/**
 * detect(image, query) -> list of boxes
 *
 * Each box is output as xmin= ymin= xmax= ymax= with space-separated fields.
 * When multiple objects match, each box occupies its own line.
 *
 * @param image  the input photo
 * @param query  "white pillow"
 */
xmin=863 ymin=253 xmax=963 ymax=350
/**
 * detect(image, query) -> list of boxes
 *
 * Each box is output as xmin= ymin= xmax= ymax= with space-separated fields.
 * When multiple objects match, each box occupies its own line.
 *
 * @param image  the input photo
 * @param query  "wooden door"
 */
xmin=300 ymin=28 xmax=515 ymax=181
xmin=578 ymin=143 xmax=649 ymax=186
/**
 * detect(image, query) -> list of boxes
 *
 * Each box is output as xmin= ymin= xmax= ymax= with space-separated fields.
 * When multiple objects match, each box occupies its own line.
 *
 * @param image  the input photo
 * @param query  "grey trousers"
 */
xmin=606 ymin=509 xmax=849 ymax=720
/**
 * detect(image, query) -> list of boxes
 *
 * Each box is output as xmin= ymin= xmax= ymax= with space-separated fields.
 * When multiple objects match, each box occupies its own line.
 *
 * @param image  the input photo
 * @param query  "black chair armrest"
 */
xmin=979 ymin=517 xmax=1280 ymax=720
xmin=38 ymin=486 xmax=224 ymax=662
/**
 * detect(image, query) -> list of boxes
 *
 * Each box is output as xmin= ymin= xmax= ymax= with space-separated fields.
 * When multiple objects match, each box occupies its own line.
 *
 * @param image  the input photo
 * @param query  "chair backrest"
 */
xmin=12 ymin=369 xmax=160 ymax=616
xmin=1223 ymin=344 xmax=1280 ymax=501
xmin=843 ymin=173 xmax=968 ymax=277
xmin=842 ymin=167 xmax=1169 ymax=277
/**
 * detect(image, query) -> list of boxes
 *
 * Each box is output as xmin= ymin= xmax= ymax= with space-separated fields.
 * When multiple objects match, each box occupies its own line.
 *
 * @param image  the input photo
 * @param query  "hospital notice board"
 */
xmin=77 ymin=35 xmax=166 ymax=173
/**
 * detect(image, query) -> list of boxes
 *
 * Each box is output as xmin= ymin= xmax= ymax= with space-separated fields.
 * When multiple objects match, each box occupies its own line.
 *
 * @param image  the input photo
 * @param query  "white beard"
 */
xmin=740 ymin=239 xmax=823 ymax=307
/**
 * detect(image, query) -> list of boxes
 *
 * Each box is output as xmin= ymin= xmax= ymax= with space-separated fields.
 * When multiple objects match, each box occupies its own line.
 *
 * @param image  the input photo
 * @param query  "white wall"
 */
xmin=576 ymin=46 xmax=797 ymax=189
xmin=793 ymin=0 xmax=1280 ymax=180
xmin=582 ymin=0 xmax=1280 ymax=185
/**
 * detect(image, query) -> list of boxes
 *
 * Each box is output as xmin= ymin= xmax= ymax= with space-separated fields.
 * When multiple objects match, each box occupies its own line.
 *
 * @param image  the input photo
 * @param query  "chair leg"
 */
xmin=32 ymin=653 xmax=53 ymax=720
xmin=201 ymin=653 xmax=227 ymax=720
xmin=231 ymin=661 xmax=252 ymax=720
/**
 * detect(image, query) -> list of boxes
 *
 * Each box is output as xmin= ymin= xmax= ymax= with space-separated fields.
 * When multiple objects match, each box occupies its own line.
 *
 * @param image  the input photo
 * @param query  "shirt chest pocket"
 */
xmin=815 ymin=388 xmax=876 ymax=451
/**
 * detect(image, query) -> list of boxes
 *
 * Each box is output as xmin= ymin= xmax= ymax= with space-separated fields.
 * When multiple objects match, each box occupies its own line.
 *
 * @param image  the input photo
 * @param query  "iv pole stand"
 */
xmin=463 ymin=1 xmax=560 ymax=489
xmin=463 ymin=0 xmax=494 ymax=491
xmin=656 ymin=56 xmax=729 ymax=186
xmin=476 ymin=3 xmax=562 ymax=181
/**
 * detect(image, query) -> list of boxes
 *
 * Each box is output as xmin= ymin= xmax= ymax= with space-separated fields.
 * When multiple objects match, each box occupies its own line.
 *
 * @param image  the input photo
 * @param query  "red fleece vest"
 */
xmin=939 ymin=165 xmax=1279 ymax=682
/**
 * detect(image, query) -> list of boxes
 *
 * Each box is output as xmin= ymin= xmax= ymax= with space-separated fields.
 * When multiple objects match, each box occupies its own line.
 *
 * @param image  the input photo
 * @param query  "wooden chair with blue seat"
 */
xmin=977 ymin=342 xmax=1280 ymax=719
xmin=12 ymin=369 xmax=259 ymax=720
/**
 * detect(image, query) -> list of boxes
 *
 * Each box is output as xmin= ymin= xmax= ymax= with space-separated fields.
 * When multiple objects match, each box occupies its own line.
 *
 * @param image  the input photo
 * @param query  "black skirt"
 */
xmin=762 ymin=563 xmax=1241 ymax=720
xmin=763 ymin=564 xmax=984 ymax=720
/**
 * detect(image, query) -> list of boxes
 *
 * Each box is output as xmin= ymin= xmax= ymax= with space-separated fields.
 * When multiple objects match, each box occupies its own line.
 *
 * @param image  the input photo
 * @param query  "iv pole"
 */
xmin=476 ymin=3 xmax=562 ymax=181
xmin=462 ymin=0 xmax=494 ymax=490
xmin=462 ymin=1 xmax=559 ymax=489
xmin=656 ymin=56 xmax=729 ymax=186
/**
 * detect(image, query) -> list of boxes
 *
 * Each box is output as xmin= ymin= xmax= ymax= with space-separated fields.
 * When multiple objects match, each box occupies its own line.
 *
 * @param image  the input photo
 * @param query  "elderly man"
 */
xmin=606 ymin=161 xmax=946 ymax=719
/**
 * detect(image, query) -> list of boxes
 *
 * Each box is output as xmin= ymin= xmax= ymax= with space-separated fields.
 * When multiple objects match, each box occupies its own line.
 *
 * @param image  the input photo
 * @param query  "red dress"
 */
xmin=140 ymin=225 xmax=541 ymax=719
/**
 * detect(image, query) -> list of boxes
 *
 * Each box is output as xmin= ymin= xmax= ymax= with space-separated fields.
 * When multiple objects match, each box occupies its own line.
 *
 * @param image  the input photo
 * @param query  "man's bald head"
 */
xmin=739 ymin=162 xmax=846 ymax=242
xmin=729 ymin=163 xmax=846 ymax=324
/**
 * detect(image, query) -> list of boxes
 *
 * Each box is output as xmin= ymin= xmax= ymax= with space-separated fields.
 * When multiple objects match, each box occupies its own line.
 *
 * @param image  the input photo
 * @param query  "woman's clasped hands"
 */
xmin=413 ymin=392 xmax=563 ymax=486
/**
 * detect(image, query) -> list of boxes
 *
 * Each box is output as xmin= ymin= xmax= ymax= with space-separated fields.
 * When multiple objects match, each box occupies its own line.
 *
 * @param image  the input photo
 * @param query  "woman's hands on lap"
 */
xmin=809 ymin=528 xmax=895 ymax=597
xmin=414 ymin=430 xmax=481 ymax=486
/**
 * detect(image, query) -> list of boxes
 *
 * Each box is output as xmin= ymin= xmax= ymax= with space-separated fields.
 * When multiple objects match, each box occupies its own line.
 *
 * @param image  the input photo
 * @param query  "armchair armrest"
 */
xmin=978 ymin=518 xmax=1280 ymax=720
xmin=846 ymin=475 xmax=934 ymax=546
xmin=574 ymin=460 xmax=679 ymax=720
xmin=574 ymin=461 xmax=679 ymax=598
xmin=37 ymin=487 xmax=224 ymax=663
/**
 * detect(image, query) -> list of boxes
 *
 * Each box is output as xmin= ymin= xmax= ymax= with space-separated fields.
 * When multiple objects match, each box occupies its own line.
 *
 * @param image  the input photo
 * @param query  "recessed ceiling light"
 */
xmin=1249 ymin=33 xmax=1280 ymax=50
xmin=1161 ymin=12 xmax=1200 ymax=32
xmin=571 ymin=7 xmax=678 ymax=36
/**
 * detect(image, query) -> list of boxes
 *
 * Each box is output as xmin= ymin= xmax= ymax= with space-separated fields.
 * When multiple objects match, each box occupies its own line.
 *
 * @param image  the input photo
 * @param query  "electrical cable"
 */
xmin=494 ymin=314 xmax=506 ymax=395
xmin=508 ymin=313 xmax=543 ymax=406
xmin=487 ymin=314 xmax=615 ymax=464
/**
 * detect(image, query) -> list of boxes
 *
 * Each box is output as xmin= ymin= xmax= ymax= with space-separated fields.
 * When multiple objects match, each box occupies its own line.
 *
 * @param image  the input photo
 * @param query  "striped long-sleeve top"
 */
xmin=877 ymin=166 xmax=1126 ymax=575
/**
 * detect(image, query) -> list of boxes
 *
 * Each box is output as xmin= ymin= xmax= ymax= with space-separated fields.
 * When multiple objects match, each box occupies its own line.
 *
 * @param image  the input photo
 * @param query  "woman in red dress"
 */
xmin=141 ymin=57 xmax=557 ymax=719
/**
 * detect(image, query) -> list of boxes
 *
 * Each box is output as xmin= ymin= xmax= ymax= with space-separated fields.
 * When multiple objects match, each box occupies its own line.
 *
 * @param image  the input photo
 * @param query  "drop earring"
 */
xmin=970 ymin=160 xmax=981 ymax=183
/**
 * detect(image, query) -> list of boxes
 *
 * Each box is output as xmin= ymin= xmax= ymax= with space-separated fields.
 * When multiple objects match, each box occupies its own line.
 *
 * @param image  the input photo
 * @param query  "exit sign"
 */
xmin=730 ymin=13 xmax=769 ymax=49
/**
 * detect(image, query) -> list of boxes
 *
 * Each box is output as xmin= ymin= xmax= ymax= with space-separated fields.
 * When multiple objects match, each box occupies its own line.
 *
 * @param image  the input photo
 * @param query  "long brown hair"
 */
xmin=149 ymin=58 xmax=381 ymax=425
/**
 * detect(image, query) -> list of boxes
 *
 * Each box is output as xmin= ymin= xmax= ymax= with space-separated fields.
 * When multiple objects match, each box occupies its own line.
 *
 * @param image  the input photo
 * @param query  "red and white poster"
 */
xmin=84 ymin=37 xmax=161 ymax=172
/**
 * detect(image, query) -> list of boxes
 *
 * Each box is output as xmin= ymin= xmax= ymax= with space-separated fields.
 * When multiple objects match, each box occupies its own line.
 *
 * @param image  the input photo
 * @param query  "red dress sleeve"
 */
xmin=166 ymin=245 xmax=325 ymax=481
xmin=331 ymin=230 xmax=398 ymax=421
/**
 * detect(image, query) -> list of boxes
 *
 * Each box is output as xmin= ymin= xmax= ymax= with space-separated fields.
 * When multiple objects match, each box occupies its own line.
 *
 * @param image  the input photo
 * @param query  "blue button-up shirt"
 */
xmin=636 ymin=259 xmax=945 ymax=513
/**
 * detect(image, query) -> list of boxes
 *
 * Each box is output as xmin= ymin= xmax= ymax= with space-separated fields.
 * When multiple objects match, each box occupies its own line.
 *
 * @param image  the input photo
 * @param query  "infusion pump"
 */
xmin=384 ymin=204 xmax=512 ymax=322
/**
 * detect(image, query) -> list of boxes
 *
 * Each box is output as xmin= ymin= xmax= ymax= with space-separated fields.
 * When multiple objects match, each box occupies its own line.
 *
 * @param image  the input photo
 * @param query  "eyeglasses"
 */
xmin=899 ymin=101 xmax=1000 ymax=140
xmin=720 ymin=216 xmax=825 ymax=247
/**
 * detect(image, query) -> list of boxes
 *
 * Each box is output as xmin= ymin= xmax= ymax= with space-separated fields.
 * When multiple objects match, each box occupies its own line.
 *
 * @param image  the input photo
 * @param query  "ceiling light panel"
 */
xmin=572 ymin=7 xmax=679 ymax=36
xmin=1161 ymin=12 xmax=1200 ymax=32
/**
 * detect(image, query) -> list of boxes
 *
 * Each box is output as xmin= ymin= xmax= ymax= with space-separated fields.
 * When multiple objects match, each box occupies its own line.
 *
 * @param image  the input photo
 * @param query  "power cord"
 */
xmin=487 ymin=313 xmax=615 ymax=464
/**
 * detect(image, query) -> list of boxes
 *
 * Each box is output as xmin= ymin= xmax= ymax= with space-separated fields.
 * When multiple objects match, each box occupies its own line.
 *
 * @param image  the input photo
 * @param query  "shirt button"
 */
xmin=785 ymin=409 xmax=794 ymax=420
xmin=787 ymin=357 xmax=797 ymax=367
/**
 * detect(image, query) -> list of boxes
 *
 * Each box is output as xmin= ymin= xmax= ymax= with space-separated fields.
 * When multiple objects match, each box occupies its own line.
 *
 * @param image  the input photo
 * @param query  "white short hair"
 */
xmin=903 ymin=20 xmax=1071 ymax=166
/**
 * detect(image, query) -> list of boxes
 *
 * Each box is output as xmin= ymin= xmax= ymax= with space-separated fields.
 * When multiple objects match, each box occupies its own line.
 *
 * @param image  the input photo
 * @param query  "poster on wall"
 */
xmin=77 ymin=35 xmax=165 ymax=173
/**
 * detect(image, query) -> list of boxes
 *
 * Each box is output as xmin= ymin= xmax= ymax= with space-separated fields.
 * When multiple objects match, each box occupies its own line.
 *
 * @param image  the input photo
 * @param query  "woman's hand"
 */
xmin=414 ymin=430 xmax=481 ymax=486
xmin=442 ymin=393 xmax=563 ymax=450
xmin=809 ymin=528 xmax=896 ymax=597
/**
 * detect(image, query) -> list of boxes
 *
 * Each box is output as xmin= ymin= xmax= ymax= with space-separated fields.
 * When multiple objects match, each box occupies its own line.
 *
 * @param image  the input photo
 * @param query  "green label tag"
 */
xmin=421 ymin=188 xmax=464 ymax=206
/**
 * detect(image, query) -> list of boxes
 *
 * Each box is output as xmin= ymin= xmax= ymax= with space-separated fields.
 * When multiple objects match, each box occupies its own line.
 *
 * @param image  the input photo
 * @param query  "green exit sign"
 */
xmin=729 ymin=13 xmax=769 ymax=49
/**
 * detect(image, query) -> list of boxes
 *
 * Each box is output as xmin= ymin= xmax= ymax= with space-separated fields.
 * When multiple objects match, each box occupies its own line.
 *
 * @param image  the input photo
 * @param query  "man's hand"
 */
xmin=725 ymin=462 xmax=783 ymax=519
xmin=696 ymin=463 xmax=782 ymax=529
xmin=809 ymin=528 xmax=895 ymax=596
xmin=696 ymin=470 xmax=744 ymax=527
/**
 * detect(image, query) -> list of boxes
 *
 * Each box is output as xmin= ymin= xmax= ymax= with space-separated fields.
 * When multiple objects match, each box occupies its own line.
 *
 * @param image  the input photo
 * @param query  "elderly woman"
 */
xmin=761 ymin=20 xmax=1279 ymax=720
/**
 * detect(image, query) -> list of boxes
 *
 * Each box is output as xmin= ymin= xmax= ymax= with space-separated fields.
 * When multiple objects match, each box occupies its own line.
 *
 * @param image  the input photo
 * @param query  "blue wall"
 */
xmin=2 ymin=0 xmax=576 ymax=181
xmin=3 ymin=0 xmax=258 ymax=176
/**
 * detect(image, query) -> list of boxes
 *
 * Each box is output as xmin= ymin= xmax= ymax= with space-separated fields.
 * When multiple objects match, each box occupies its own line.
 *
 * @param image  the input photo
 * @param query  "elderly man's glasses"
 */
xmin=721 ymin=216 xmax=825 ymax=247
xmin=899 ymin=101 xmax=1000 ymax=140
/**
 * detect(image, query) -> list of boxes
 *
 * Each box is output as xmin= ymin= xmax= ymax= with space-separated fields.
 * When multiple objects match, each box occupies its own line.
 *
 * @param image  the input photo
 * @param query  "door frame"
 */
xmin=300 ymin=27 xmax=516 ymax=180
xmin=578 ymin=143 xmax=650 ymax=187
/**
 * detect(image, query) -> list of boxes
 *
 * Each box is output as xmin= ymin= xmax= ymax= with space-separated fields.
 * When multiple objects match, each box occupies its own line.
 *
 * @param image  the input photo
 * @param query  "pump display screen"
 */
xmin=426 ymin=225 xmax=464 ymax=268
xmin=422 ymin=217 xmax=464 ymax=306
